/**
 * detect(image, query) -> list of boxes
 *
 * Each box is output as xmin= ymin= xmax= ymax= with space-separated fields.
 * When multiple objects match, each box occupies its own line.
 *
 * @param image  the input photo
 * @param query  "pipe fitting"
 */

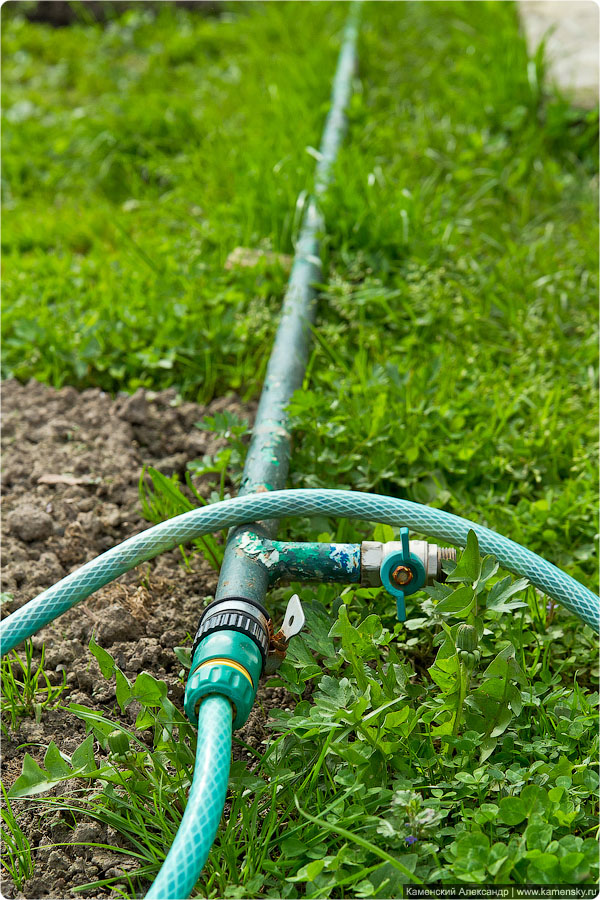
xmin=360 ymin=540 xmax=456 ymax=587
xmin=186 ymin=597 xmax=270 ymax=729
xmin=185 ymin=629 xmax=262 ymax=730
xmin=190 ymin=596 xmax=270 ymax=667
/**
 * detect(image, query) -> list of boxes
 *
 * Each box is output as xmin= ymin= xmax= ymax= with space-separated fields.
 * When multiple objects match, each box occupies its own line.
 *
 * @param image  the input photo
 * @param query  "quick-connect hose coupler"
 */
xmin=184 ymin=598 xmax=269 ymax=730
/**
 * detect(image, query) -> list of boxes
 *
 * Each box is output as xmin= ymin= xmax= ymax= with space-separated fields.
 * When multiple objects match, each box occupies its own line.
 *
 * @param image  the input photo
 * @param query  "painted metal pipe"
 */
xmin=226 ymin=534 xmax=453 ymax=588
xmin=230 ymin=531 xmax=362 ymax=585
xmin=215 ymin=3 xmax=361 ymax=607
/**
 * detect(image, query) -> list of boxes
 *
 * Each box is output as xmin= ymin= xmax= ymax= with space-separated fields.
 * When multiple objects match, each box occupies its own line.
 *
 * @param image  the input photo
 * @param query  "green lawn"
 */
xmin=2 ymin=1 xmax=598 ymax=896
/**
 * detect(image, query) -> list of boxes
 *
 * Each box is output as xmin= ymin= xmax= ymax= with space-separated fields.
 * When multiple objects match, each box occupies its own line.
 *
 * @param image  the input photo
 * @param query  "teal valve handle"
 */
xmin=388 ymin=585 xmax=406 ymax=623
xmin=379 ymin=527 xmax=427 ymax=622
xmin=396 ymin=592 xmax=405 ymax=623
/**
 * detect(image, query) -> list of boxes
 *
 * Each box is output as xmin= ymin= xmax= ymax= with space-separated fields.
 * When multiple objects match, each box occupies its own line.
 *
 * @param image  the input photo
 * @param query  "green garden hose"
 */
xmin=2 ymin=489 xmax=597 ymax=655
xmin=145 ymin=694 xmax=233 ymax=900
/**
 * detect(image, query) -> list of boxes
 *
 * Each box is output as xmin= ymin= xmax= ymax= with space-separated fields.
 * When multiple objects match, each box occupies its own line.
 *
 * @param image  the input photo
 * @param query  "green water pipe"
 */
xmin=146 ymin=9 xmax=363 ymax=887
xmin=150 ymin=8 xmax=363 ymax=891
xmin=214 ymin=1 xmax=361 ymax=611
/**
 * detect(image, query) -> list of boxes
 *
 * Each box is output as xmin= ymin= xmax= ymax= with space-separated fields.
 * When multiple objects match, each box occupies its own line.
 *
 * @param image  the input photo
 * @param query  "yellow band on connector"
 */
xmin=198 ymin=657 xmax=254 ymax=687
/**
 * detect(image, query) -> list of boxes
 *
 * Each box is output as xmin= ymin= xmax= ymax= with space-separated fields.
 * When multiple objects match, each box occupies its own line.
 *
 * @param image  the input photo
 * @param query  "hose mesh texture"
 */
xmin=145 ymin=694 xmax=233 ymax=900
xmin=1 ymin=489 xmax=597 ymax=654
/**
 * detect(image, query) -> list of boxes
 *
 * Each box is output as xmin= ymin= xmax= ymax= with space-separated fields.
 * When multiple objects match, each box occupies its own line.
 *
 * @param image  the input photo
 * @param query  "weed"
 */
xmin=1 ymin=783 xmax=34 ymax=890
xmin=5 ymin=635 xmax=199 ymax=893
xmin=139 ymin=411 xmax=249 ymax=569
xmin=1 ymin=640 xmax=67 ymax=734
xmin=189 ymin=410 xmax=250 ymax=493
xmin=139 ymin=465 xmax=225 ymax=570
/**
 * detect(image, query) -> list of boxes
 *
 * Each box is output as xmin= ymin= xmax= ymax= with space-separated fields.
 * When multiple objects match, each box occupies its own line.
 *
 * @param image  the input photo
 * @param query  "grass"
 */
xmin=2 ymin=1 xmax=348 ymax=398
xmin=289 ymin=1 xmax=598 ymax=589
xmin=1 ymin=783 xmax=34 ymax=890
xmin=1 ymin=0 xmax=598 ymax=897
xmin=1 ymin=639 xmax=67 ymax=735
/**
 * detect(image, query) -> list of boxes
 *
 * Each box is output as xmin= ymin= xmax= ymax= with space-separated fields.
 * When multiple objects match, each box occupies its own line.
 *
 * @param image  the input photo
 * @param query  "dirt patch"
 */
xmin=1 ymin=378 xmax=294 ymax=898
xmin=17 ymin=2 xmax=221 ymax=27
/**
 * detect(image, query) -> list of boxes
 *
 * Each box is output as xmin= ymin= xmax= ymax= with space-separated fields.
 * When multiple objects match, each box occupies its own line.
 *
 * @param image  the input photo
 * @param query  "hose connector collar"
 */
xmin=190 ymin=597 xmax=270 ymax=666
xmin=185 ymin=629 xmax=262 ymax=729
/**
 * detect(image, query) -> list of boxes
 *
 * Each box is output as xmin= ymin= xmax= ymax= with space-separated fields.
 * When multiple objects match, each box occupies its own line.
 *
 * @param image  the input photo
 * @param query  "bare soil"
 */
xmin=0 ymin=378 xmax=292 ymax=899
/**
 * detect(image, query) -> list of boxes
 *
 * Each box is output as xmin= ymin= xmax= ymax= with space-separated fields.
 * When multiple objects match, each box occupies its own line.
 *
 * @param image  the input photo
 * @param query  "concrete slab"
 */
xmin=519 ymin=1 xmax=599 ymax=107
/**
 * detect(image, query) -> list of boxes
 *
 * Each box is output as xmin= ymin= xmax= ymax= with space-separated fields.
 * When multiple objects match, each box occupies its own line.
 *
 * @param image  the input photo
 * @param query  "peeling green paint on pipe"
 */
xmin=232 ymin=533 xmax=361 ymax=584
xmin=216 ymin=526 xmax=271 ymax=607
